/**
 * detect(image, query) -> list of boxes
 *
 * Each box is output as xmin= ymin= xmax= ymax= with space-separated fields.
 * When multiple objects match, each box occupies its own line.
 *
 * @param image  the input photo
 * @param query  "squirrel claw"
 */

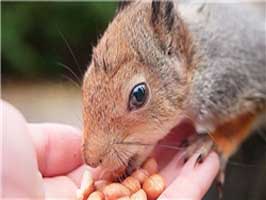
xmin=195 ymin=153 xmax=204 ymax=166
xmin=183 ymin=157 xmax=189 ymax=164
xmin=180 ymin=134 xmax=214 ymax=167
xmin=216 ymin=180 xmax=224 ymax=200
xmin=216 ymin=170 xmax=225 ymax=200
xmin=216 ymin=157 xmax=227 ymax=199
xmin=180 ymin=134 xmax=228 ymax=199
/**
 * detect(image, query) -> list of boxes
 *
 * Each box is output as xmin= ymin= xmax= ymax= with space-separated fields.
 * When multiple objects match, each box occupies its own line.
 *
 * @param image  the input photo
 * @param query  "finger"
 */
xmin=159 ymin=152 xmax=184 ymax=185
xmin=28 ymin=123 xmax=83 ymax=177
xmin=159 ymin=152 xmax=219 ymax=200
xmin=1 ymin=101 xmax=44 ymax=198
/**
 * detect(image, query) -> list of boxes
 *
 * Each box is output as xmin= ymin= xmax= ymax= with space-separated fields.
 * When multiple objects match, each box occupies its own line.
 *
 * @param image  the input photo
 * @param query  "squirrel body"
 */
xmin=181 ymin=2 xmax=266 ymax=133
xmin=82 ymin=1 xmax=266 ymax=184
xmin=178 ymin=2 xmax=266 ymax=160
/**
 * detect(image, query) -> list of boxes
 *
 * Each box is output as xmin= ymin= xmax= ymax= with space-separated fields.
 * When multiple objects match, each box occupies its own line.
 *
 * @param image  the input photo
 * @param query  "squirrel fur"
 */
xmin=82 ymin=0 xmax=266 ymax=187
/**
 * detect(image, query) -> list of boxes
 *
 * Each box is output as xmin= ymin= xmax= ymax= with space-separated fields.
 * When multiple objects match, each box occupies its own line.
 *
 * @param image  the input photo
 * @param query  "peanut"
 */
xmin=103 ymin=183 xmax=131 ymax=200
xmin=131 ymin=169 xmax=149 ymax=184
xmin=77 ymin=170 xmax=94 ymax=200
xmin=76 ymin=189 xmax=83 ymax=200
xmin=122 ymin=176 xmax=141 ymax=194
xmin=76 ymin=158 xmax=166 ymax=200
xmin=130 ymin=189 xmax=147 ymax=200
xmin=87 ymin=191 xmax=104 ymax=200
xmin=117 ymin=197 xmax=130 ymax=200
xmin=94 ymin=180 xmax=110 ymax=192
xmin=143 ymin=174 xmax=166 ymax=200
xmin=142 ymin=158 xmax=158 ymax=175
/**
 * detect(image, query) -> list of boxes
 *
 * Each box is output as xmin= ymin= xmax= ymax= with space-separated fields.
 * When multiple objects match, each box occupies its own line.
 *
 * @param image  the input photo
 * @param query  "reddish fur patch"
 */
xmin=210 ymin=113 xmax=256 ymax=157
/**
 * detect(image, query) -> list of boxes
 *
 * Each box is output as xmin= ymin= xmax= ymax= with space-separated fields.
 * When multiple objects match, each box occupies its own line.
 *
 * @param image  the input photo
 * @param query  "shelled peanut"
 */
xmin=76 ymin=157 xmax=165 ymax=200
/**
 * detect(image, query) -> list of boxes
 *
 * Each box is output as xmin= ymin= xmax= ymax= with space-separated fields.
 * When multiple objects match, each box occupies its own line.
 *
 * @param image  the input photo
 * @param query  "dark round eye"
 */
xmin=128 ymin=83 xmax=149 ymax=111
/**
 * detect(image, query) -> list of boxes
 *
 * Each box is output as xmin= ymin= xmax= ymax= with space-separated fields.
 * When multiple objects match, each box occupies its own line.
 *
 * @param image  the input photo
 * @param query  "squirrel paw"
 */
xmin=180 ymin=134 xmax=215 ymax=166
xmin=216 ymin=155 xmax=227 ymax=200
xmin=180 ymin=134 xmax=227 ymax=199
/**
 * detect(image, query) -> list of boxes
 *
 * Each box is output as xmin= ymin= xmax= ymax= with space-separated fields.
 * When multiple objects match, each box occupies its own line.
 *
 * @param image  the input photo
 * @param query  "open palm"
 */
xmin=2 ymin=100 xmax=219 ymax=199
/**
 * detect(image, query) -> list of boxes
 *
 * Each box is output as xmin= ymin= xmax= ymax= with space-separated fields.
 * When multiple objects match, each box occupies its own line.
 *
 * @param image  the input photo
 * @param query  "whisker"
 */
xmin=61 ymin=74 xmax=80 ymax=89
xmin=56 ymin=26 xmax=84 ymax=78
xmin=115 ymin=142 xmax=155 ymax=146
xmin=121 ymin=147 xmax=134 ymax=157
xmin=114 ymin=148 xmax=128 ymax=169
xmin=119 ymin=150 xmax=131 ymax=162
xmin=58 ymin=62 xmax=81 ymax=86
xmin=115 ymin=142 xmax=184 ymax=151
xmin=120 ymin=150 xmax=134 ymax=169
xmin=156 ymin=144 xmax=185 ymax=150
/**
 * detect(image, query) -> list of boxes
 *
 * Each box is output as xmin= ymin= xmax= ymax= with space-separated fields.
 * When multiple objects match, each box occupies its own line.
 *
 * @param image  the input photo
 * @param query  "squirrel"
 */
xmin=82 ymin=0 xmax=266 ymax=192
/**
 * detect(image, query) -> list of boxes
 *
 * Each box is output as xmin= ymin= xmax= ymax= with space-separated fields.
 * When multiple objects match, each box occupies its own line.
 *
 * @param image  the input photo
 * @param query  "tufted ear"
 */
xmin=116 ymin=1 xmax=132 ymax=13
xmin=149 ymin=1 xmax=179 ymax=57
xmin=151 ymin=1 xmax=175 ymax=31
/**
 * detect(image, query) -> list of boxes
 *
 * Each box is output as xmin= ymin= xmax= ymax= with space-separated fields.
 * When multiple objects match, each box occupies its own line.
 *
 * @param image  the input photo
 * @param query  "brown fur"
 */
xmin=82 ymin=1 xmax=195 ymax=171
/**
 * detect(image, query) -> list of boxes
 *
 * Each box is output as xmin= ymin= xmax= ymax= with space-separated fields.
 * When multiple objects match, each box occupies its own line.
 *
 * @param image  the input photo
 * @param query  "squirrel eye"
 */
xmin=128 ymin=83 xmax=149 ymax=111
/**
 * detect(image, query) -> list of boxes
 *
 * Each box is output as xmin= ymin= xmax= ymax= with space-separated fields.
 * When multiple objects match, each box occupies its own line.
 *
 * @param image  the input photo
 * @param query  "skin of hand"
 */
xmin=153 ymin=124 xmax=220 ymax=199
xmin=1 ymin=100 xmax=219 ymax=199
xmin=1 ymin=100 xmax=95 ymax=199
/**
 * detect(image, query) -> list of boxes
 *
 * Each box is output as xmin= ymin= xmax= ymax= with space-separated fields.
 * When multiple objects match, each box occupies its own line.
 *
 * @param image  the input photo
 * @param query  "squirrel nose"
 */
xmin=84 ymin=156 xmax=103 ymax=168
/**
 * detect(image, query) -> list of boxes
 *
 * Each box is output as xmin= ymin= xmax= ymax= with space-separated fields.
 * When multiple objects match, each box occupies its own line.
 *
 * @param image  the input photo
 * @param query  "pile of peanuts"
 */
xmin=76 ymin=158 xmax=166 ymax=200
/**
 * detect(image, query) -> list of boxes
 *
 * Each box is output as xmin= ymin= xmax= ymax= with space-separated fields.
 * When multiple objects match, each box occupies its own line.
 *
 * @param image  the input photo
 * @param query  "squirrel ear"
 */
xmin=151 ymin=1 xmax=175 ymax=31
xmin=116 ymin=1 xmax=131 ymax=13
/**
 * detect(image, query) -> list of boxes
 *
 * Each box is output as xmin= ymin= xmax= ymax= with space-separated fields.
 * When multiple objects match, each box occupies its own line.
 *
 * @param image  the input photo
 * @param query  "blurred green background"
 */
xmin=2 ymin=1 xmax=117 ymax=81
xmin=2 ymin=2 xmax=117 ymax=127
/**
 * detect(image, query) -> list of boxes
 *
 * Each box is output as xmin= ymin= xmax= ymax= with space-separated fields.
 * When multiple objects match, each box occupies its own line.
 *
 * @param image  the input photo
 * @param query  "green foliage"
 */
xmin=2 ymin=2 xmax=117 ymax=80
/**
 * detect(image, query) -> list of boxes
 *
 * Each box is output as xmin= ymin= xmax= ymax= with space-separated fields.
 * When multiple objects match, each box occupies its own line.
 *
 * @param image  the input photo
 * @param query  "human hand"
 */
xmin=2 ymin=100 xmax=96 ymax=199
xmin=2 ymin=100 xmax=219 ymax=199
xmin=158 ymin=152 xmax=219 ymax=200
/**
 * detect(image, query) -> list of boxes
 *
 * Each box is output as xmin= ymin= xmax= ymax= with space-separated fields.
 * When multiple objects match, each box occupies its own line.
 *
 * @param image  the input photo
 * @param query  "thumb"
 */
xmin=28 ymin=123 xmax=83 ymax=177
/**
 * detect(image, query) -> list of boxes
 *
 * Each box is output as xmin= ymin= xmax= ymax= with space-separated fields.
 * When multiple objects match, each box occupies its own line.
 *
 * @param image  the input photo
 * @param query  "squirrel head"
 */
xmin=82 ymin=1 xmax=195 ymax=174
